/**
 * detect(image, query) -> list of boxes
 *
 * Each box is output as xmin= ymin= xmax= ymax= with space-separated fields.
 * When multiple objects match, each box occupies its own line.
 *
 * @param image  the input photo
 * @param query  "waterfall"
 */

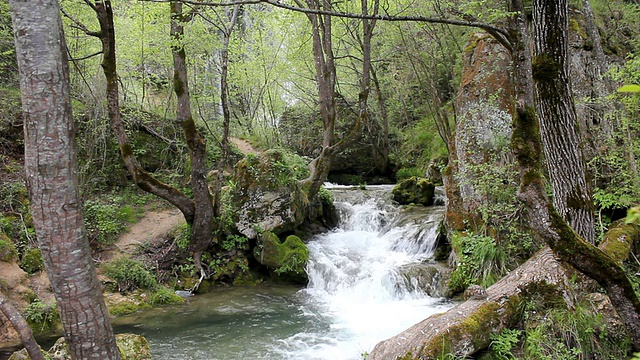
xmin=274 ymin=185 xmax=452 ymax=359
xmin=110 ymin=185 xmax=452 ymax=360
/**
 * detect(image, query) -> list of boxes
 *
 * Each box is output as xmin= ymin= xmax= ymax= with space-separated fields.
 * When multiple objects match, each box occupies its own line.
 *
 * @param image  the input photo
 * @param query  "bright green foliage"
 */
xmin=84 ymin=195 xmax=140 ymax=247
xmin=522 ymin=304 xmax=631 ymax=360
xmin=395 ymin=167 xmax=423 ymax=181
xmin=19 ymin=247 xmax=44 ymax=274
xmin=448 ymin=232 xmax=508 ymax=293
xmin=103 ymin=257 xmax=157 ymax=292
xmin=317 ymin=186 xmax=334 ymax=205
xmin=590 ymin=53 xmax=640 ymax=217
xmin=221 ymin=234 xmax=249 ymax=252
xmin=23 ymin=299 xmax=60 ymax=334
xmin=0 ymin=2 xmax=16 ymax=83
xmin=489 ymin=328 xmax=521 ymax=360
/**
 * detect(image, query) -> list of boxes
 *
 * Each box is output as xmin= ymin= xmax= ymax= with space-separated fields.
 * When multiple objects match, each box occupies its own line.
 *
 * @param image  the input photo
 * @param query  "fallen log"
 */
xmin=369 ymin=221 xmax=640 ymax=359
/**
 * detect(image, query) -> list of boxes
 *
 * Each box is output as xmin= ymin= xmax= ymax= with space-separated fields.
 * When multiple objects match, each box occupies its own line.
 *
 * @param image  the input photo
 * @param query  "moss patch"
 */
xmin=253 ymin=232 xmax=309 ymax=284
xmin=0 ymin=232 xmax=17 ymax=262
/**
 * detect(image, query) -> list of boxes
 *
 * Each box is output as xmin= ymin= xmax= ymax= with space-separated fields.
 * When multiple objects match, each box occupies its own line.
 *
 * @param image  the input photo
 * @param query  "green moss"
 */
xmin=0 ymin=232 xmax=17 ymax=262
xmin=109 ymin=301 xmax=152 ymax=316
xmin=511 ymin=105 xmax=542 ymax=173
xmin=532 ymin=53 xmax=561 ymax=81
xmin=253 ymin=232 xmax=309 ymax=283
xmin=103 ymin=257 xmax=158 ymax=292
xmin=392 ymin=177 xmax=435 ymax=206
xmin=116 ymin=333 xmax=152 ymax=360
xmin=417 ymin=302 xmax=502 ymax=358
xmin=19 ymin=248 xmax=43 ymax=274
xmin=599 ymin=220 xmax=639 ymax=263
xmin=23 ymin=299 xmax=60 ymax=335
xmin=148 ymin=287 xmax=185 ymax=306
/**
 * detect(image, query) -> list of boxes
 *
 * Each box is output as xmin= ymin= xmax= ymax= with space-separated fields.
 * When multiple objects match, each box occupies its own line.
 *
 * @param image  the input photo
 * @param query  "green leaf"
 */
xmin=617 ymin=84 xmax=640 ymax=93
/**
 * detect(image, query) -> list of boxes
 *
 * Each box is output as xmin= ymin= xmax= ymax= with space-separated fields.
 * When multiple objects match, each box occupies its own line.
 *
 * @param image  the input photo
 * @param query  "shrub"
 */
xmin=103 ymin=257 xmax=157 ymax=292
xmin=23 ymin=299 xmax=59 ymax=334
xmin=84 ymin=197 xmax=139 ymax=247
xmin=449 ymin=232 xmax=508 ymax=293
xmin=0 ymin=233 xmax=17 ymax=262
xmin=19 ymin=247 xmax=44 ymax=274
xmin=148 ymin=287 xmax=185 ymax=306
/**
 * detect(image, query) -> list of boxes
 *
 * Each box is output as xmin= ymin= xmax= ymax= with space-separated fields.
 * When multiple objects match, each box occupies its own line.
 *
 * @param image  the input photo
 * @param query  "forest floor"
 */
xmin=104 ymin=208 xmax=185 ymax=262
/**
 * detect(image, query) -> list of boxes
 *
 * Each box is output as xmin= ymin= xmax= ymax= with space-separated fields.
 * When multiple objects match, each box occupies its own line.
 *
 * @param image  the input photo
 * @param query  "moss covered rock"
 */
xmin=392 ymin=177 xmax=435 ymax=206
xmin=253 ymin=232 xmax=309 ymax=284
xmin=19 ymin=334 xmax=151 ymax=360
xmin=19 ymin=248 xmax=43 ymax=274
xmin=230 ymin=150 xmax=307 ymax=239
xmin=0 ymin=232 xmax=17 ymax=262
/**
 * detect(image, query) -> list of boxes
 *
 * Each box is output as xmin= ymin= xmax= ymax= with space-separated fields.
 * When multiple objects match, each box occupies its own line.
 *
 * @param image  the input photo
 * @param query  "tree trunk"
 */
xmin=9 ymin=2 xmax=121 ymax=359
xmin=214 ymin=4 xmax=240 ymax=221
xmin=92 ymin=1 xmax=196 ymax=224
xmin=298 ymin=0 xmax=365 ymax=199
xmin=0 ymin=294 xmax=45 ymax=360
xmin=525 ymin=0 xmax=640 ymax=348
xmin=532 ymin=0 xmax=596 ymax=244
xmin=170 ymin=1 xmax=215 ymax=261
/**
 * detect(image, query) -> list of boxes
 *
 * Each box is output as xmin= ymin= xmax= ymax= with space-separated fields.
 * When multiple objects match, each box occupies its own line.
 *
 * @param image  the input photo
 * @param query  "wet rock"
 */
xmin=392 ymin=177 xmax=435 ymax=206
xmin=231 ymin=150 xmax=306 ymax=239
xmin=253 ymin=232 xmax=309 ymax=284
xmin=399 ymin=262 xmax=451 ymax=298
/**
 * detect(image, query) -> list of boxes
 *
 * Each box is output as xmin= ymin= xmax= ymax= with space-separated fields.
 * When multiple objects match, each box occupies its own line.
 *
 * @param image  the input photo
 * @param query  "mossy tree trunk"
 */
xmin=532 ymin=0 xmax=596 ymax=244
xmin=87 ymin=1 xmax=196 ymax=224
xmin=521 ymin=0 xmax=640 ymax=348
xmin=10 ymin=1 xmax=121 ymax=358
xmin=170 ymin=1 xmax=216 ymax=278
xmin=297 ymin=0 xmax=363 ymax=200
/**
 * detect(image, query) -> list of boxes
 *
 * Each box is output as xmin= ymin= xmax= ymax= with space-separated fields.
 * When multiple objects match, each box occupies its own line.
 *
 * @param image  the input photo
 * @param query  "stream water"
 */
xmin=112 ymin=185 xmax=453 ymax=359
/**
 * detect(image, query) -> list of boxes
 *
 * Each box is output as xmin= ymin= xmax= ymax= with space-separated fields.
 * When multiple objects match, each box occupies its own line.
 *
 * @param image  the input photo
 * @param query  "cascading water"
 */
xmin=273 ymin=185 xmax=452 ymax=359
xmin=110 ymin=185 xmax=452 ymax=360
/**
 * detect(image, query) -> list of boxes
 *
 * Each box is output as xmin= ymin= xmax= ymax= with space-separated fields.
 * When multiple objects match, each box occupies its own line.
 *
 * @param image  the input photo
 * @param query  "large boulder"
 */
xmin=230 ymin=150 xmax=306 ymax=239
xmin=392 ymin=177 xmax=435 ymax=206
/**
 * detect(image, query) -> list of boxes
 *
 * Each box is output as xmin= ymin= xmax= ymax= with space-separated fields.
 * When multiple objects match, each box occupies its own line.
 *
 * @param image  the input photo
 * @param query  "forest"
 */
xmin=1 ymin=0 xmax=640 ymax=359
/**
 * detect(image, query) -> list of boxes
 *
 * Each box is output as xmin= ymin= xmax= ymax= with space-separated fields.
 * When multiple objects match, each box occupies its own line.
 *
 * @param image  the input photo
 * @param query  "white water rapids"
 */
xmin=273 ymin=185 xmax=452 ymax=359
xmin=110 ymin=185 xmax=452 ymax=359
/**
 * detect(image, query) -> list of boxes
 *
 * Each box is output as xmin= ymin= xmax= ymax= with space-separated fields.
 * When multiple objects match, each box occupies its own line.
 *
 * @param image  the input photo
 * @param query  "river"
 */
xmin=112 ymin=185 xmax=452 ymax=359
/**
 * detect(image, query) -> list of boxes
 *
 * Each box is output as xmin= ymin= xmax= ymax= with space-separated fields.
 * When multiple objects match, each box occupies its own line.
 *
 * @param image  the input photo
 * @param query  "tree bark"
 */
xmin=91 ymin=1 xmax=196 ymax=224
xmin=9 ymin=1 xmax=121 ymax=358
xmin=532 ymin=0 xmax=596 ymax=244
xmin=369 ymin=248 xmax=575 ymax=359
xmin=0 ymin=293 xmax=45 ymax=360
xmin=170 ymin=1 xmax=216 ymax=261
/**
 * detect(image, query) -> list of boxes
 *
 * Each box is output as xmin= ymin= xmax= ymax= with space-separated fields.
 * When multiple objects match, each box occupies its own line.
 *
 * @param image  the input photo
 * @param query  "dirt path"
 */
xmin=109 ymin=208 xmax=185 ymax=258
xmin=230 ymin=137 xmax=261 ymax=155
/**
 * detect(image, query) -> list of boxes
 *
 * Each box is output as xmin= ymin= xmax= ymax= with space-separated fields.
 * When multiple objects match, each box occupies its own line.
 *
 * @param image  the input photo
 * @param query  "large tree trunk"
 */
xmin=526 ymin=0 xmax=640 ymax=348
xmin=532 ymin=0 xmax=596 ymax=244
xmin=9 ymin=1 xmax=121 ymax=359
xmin=0 ymin=294 xmax=45 ymax=360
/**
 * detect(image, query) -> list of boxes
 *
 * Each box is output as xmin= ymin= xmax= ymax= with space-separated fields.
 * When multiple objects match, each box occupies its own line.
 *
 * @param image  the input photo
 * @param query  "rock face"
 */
xmin=392 ymin=177 xmax=435 ymax=206
xmin=398 ymin=262 xmax=451 ymax=298
xmin=444 ymin=32 xmax=516 ymax=232
xmin=230 ymin=150 xmax=306 ymax=239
